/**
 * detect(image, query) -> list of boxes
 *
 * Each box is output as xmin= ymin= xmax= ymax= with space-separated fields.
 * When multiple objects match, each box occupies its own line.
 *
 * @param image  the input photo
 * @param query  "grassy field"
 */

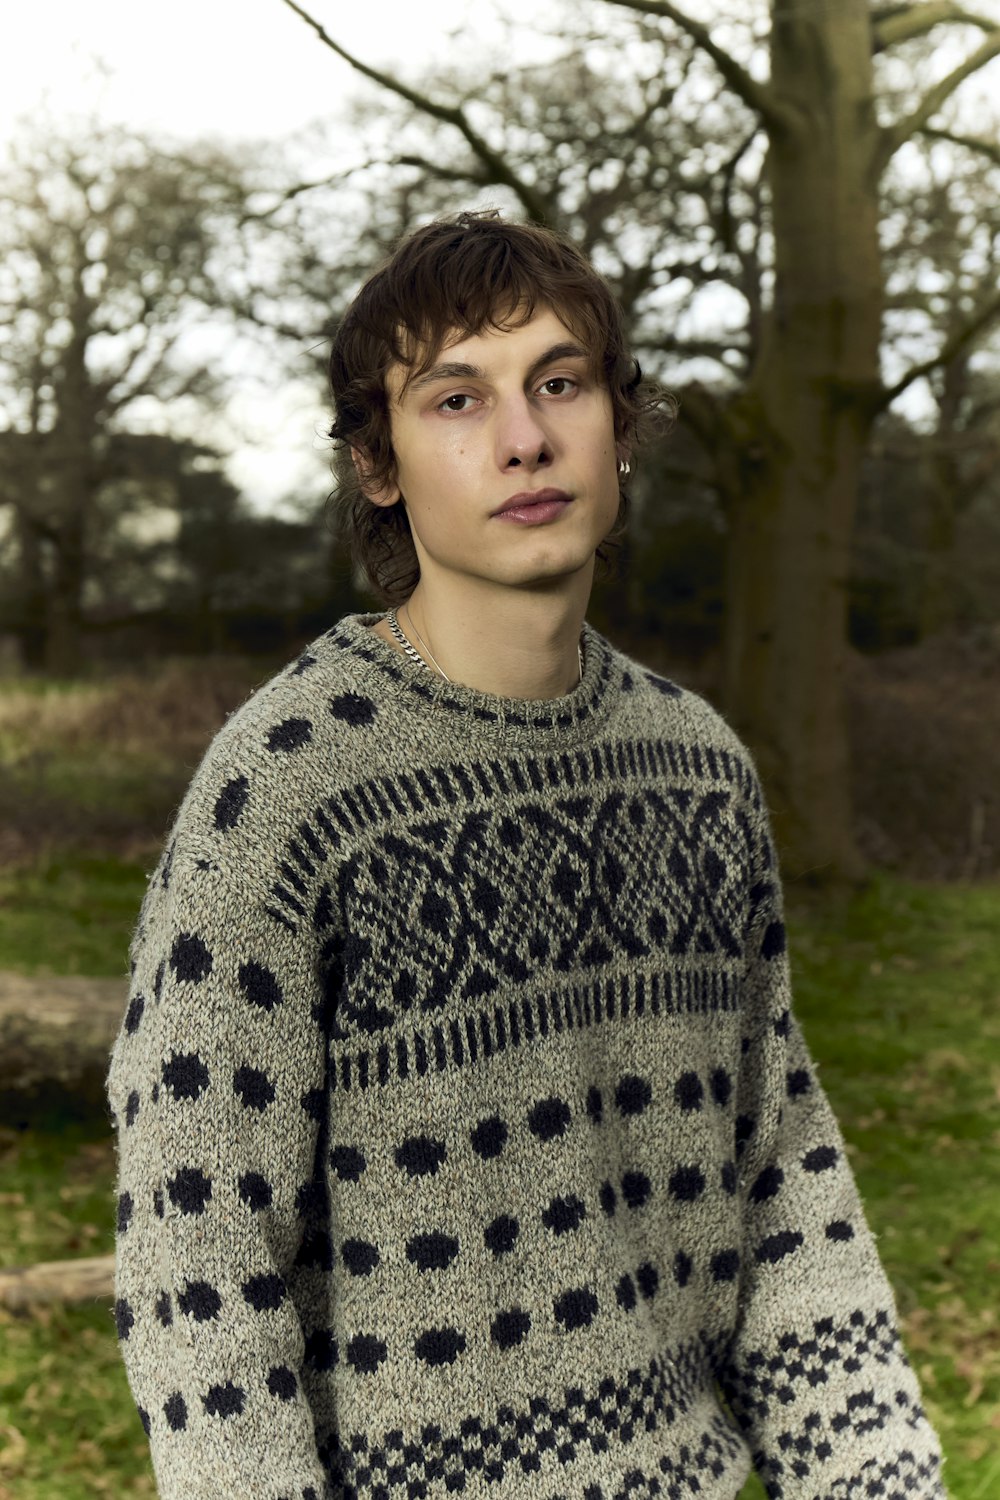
xmin=0 ymin=666 xmax=997 ymax=1496
xmin=0 ymin=866 xmax=996 ymax=1497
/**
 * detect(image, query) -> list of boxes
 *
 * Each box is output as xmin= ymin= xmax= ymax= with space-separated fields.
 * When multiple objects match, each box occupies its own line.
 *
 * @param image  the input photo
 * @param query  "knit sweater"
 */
xmin=106 ymin=611 xmax=947 ymax=1500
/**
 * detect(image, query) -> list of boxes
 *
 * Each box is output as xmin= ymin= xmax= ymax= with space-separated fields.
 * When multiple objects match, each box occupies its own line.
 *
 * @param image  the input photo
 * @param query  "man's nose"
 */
xmin=495 ymin=393 xmax=553 ymax=470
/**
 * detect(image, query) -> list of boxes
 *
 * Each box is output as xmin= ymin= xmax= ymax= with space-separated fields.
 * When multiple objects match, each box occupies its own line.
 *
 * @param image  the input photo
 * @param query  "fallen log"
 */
xmin=0 ymin=970 xmax=125 ymax=1122
xmin=0 ymin=1253 xmax=114 ymax=1311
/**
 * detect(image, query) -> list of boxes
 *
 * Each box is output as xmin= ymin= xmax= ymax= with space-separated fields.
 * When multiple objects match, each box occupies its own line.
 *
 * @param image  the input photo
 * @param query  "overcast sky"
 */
xmin=2 ymin=0 xmax=574 ymax=511
xmin=1 ymin=0 xmax=549 ymax=146
xmin=5 ymin=3 xmax=1000 ymax=509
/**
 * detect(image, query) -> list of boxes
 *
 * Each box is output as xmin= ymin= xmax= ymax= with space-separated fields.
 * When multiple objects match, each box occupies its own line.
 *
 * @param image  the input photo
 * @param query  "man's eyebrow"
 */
xmin=405 ymin=342 xmax=592 ymax=397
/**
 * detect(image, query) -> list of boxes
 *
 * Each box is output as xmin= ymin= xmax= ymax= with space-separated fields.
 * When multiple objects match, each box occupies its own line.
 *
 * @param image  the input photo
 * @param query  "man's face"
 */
xmin=374 ymin=305 xmax=622 ymax=597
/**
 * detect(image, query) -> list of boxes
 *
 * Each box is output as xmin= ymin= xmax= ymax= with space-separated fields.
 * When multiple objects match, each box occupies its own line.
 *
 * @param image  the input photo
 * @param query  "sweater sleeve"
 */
xmin=714 ymin=800 xmax=948 ymax=1499
xmin=106 ymin=802 xmax=334 ymax=1500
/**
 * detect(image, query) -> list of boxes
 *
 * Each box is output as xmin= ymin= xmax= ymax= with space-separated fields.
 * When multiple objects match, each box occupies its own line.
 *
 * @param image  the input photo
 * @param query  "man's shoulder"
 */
xmin=166 ymin=626 xmax=386 ymax=853
xmin=611 ymin=644 xmax=761 ymax=783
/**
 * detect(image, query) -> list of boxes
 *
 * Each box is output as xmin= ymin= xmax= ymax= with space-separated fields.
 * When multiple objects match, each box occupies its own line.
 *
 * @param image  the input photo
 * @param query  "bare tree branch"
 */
xmin=393 ymin=154 xmax=490 ymax=188
xmin=598 ymin=0 xmax=796 ymax=137
xmin=920 ymin=123 xmax=1000 ymax=166
xmin=878 ymin=28 xmax=1000 ymax=168
xmin=238 ymin=160 xmax=389 ymax=223
xmin=280 ymin=0 xmax=553 ymax=223
xmin=876 ymin=289 xmax=1000 ymax=412
xmin=872 ymin=2 xmax=998 ymax=50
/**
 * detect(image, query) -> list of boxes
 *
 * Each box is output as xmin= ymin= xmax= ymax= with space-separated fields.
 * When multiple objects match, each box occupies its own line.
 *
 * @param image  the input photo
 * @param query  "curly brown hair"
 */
xmin=327 ymin=210 xmax=674 ymax=606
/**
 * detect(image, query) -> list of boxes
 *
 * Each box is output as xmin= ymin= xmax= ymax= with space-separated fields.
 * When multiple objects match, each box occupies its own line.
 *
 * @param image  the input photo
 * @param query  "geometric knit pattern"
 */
xmin=106 ymin=611 xmax=948 ymax=1499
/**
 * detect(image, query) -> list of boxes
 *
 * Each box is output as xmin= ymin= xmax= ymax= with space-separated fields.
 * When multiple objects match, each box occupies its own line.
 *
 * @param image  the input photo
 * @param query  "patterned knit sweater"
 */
xmin=106 ymin=611 xmax=947 ymax=1500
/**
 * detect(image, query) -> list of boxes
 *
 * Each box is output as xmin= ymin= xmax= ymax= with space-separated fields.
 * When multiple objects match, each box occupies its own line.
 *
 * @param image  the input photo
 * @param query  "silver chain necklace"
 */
xmin=386 ymin=605 xmax=583 ymax=687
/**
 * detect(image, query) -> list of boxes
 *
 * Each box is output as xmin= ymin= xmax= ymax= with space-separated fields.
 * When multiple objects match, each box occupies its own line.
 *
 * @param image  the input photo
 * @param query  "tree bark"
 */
xmin=718 ymin=0 xmax=882 ymax=881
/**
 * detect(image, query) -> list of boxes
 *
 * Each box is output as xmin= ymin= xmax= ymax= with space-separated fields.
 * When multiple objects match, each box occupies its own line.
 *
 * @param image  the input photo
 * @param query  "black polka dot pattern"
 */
xmin=674 ymin=1071 xmax=704 ymax=1111
xmin=615 ymin=1074 xmax=652 ymax=1115
xmin=329 ymin=692 xmax=378 ymax=726
xmin=162 ymin=1051 xmax=210 ymax=1102
xmin=214 ymin=774 xmax=249 ymax=831
xmin=485 ymin=1215 xmax=519 ymax=1255
xmin=803 ymin=1145 xmax=838 ymax=1172
xmin=304 ymin=1327 xmax=336 ymax=1371
xmin=267 ymin=1365 xmax=298 ymax=1400
xmin=491 ymin=1307 xmax=530 ymax=1349
xmin=616 ymin=1272 xmax=637 ymax=1311
xmin=238 ymin=1172 xmax=273 ymax=1210
xmin=329 ymin=1145 xmax=366 ymax=1181
xmin=711 ymin=1249 xmax=741 ymax=1282
xmin=233 ymin=1065 xmax=276 ymax=1112
xmin=750 ymin=1165 xmax=784 ymax=1203
xmin=341 ymin=1239 xmax=379 ymax=1276
xmin=414 ymin=1326 xmax=466 ymax=1366
xmin=406 ymin=1231 xmax=459 ymax=1271
xmin=266 ymin=718 xmax=312 ymax=752
xmin=178 ymin=1280 xmax=222 ymax=1321
xmin=166 ymin=1166 xmax=212 ymax=1215
xmin=238 ymin=1274 xmax=283 ymax=1311
xmin=114 ymin=1297 xmax=134 ymax=1339
xmin=553 ymin=1286 xmax=599 ymax=1331
xmin=622 ymin=1170 xmax=652 ymax=1208
xmin=527 ymin=1096 xmax=571 ymax=1141
xmin=124 ymin=994 xmax=144 ymax=1034
xmin=346 ymin=1333 xmax=386 ymax=1375
xmin=542 ymin=1194 xmax=586 ymax=1235
xmin=470 ymin=1115 xmax=507 ymax=1158
xmin=394 ymin=1135 xmax=446 ymax=1177
xmin=238 ymin=960 xmax=285 ymax=1010
xmin=169 ymin=933 xmax=213 ymax=984
xmin=163 ymin=1392 xmax=187 ymax=1431
xmin=203 ymin=1381 xmax=245 ymax=1418
xmin=669 ymin=1165 xmax=705 ymax=1202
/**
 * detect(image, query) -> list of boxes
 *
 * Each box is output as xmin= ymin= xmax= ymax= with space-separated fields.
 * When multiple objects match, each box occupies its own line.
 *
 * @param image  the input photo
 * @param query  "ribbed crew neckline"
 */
xmin=321 ymin=611 xmax=621 ymax=746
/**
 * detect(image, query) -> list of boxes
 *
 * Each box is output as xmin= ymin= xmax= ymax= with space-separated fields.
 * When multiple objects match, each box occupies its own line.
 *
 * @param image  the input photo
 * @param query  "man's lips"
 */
xmin=492 ymin=488 xmax=573 ymax=516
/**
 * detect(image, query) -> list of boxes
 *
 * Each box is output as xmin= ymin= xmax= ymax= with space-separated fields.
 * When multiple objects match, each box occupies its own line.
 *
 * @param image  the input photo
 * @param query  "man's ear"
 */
xmin=351 ymin=446 xmax=401 ymax=507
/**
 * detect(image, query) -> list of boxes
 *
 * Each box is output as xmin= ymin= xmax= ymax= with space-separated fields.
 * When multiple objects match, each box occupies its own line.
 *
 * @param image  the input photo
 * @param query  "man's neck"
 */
xmin=372 ymin=581 xmax=591 ymax=700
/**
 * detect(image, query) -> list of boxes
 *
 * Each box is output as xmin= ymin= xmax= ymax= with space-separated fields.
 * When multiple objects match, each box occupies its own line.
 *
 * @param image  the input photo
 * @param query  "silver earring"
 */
xmin=618 ymin=458 xmax=631 ymax=476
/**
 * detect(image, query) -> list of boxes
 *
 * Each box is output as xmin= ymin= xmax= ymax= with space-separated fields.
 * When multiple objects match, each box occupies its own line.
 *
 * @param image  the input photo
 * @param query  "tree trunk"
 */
xmin=719 ymin=0 xmax=882 ymax=882
xmin=12 ymin=507 xmax=48 ymax=671
xmin=919 ymin=358 xmax=966 ymax=638
xmin=44 ymin=498 xmax=87 ymax=676
xmin=42 ymin=259 xmax=96 ymax=678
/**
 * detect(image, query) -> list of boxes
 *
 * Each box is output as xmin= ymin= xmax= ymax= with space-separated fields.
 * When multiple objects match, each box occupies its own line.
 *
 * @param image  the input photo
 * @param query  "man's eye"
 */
xmin=439 ymin=393 xmax=473 ymax=411
xmin=539 ymin=377 xmax=576 ymax=396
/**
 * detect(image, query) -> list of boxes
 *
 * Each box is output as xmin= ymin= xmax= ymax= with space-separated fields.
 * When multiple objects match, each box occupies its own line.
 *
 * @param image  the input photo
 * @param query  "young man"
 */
xmin=107 ymin=211 xmax=947 ymax=1499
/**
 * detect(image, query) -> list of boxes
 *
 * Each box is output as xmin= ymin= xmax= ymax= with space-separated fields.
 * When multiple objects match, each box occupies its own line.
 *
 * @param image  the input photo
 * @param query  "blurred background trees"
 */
xmin=279 ymin=0 xmax=1000 ymax=878
xmin=1 ymin=0 xmax=999 ymax=879
xmin=0 ymin=123 xmax=340 ymax=673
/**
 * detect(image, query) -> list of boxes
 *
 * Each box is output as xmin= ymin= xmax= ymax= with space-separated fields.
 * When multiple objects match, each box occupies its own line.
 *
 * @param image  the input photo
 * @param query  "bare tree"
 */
xmin=0 ymin=122 xmax=252 ymax=672
xmin=279 ymin=0 xmax=1000 ymax=881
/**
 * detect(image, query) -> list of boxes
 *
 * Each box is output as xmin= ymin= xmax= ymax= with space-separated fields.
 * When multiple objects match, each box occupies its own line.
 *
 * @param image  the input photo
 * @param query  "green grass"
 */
xmin=768 ymin=876 xmax=1000 ymax=1497
xmin=0 ymin=871 xmax=996 ymax=1496
xmin=0 ymin=852 xmax=150 ymax=976
xmin=0 ymin=1122 xmax=155 ymax=1497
